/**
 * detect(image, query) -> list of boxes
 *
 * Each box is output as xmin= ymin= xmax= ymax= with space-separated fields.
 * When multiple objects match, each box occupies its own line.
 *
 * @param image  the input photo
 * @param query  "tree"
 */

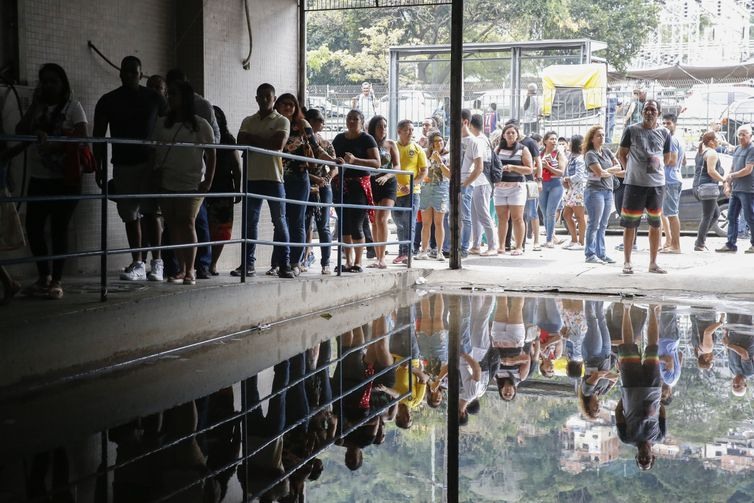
xmin=306 ymin=0 xmax=658 ymax=84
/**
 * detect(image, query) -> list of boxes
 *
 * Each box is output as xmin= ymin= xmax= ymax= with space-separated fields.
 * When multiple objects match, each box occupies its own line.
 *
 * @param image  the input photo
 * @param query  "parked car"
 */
xmin=679 ymin=84 xmax=754 ymax=133
xmin=720 ymin=97 xmax=754 ymax=146
xmin=306 ymin=95 xmax=350 ymax=118
xmin=374 ymin=90 xmax=441 ymax=126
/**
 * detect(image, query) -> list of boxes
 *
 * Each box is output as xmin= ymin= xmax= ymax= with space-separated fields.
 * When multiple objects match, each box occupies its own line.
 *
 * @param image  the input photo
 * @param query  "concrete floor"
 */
xmin=2 ymin=229 xmax=752 ymax=391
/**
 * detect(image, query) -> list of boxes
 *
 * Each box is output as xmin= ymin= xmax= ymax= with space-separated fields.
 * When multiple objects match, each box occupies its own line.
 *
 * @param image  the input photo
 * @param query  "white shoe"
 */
xmin=437 ymin=253 xmax=446 ymax=262
xmin=148 ymin=259 xmax=164 ymax=281
xmin=120 ymin=261 xmax=147 ymax=281
xmin=563 ymin=241 xmax=576 ymax=249
xmin=415 ymin=251 xmax=429 ymax=260
xmin=570 ymin=243 xmax=584 ymax=250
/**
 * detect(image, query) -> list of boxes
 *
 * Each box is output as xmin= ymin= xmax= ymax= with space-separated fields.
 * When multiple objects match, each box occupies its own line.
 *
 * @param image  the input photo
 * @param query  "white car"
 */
xmin=374 ymin=90 xmax=441 ymax=126
xmin=679 ymin=84 xmax=754 ymax=131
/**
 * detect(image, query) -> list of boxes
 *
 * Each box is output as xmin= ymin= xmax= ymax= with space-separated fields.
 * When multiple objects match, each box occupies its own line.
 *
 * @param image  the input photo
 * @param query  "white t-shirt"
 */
xmin=152 ymin=115 xmax=214 ymax=192
xmin=28 ymin=100 xmax=87 ymax=179
xmin=461 ymin=134 xmax=489 ymax=188
xmin=459 ymin=360 xmax=488 ymax=402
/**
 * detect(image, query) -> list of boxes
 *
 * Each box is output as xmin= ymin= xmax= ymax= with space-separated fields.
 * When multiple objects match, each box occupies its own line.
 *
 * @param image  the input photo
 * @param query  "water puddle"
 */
xmin=1 ymin=292 xmax=753 ymax=502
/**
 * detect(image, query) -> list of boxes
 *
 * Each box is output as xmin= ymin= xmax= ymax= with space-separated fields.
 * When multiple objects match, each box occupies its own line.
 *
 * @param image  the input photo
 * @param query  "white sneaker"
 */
xmin=570 ymin=243 xmax=584 ymax=250
xmin=120 ymin=261 xmax=147 ymax=281
xmin=148 ymin=259 xmax=164 ymax=281
xmin=415 ymin=251 xmax=429 ymax=260
xmin=563 ymin=241 xmax=576 ymax=249
xmin=437 ymin=253 xmax=446 ymax=262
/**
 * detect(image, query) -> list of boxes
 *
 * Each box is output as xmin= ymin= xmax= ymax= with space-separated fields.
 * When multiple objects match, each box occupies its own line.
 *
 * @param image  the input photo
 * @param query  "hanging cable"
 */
xmin=242 ymin=0 xmax=253 ymax=70
xmin=87 ymin=41 xmax=122 ymax=73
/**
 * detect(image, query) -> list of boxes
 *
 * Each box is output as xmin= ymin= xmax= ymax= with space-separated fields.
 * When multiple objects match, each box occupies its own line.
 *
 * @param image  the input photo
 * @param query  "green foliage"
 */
xmin=306 ymin=0 xmax=658 ymax=84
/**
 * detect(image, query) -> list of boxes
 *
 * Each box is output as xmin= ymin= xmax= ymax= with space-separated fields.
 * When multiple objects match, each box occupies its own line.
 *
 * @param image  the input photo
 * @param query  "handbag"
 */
xmin=483 ymin=139 xmax=504 ymax=187
xmin=525 ymin=180 xmax=539 ymax=200
xmin=695 ymin=182 xmax=720 ymax=201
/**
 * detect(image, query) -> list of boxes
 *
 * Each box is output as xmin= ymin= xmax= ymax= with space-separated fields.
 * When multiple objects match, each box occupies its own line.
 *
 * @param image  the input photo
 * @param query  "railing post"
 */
xmin=100 ymin=162 xmax=109 ymax=302
xmin=241 ymin=150 xmax=249 ymax=283
xmin=337 ymin=166 xmax=345 ymax=277
xmin=407 ymin=172 xmax=414 ymax=269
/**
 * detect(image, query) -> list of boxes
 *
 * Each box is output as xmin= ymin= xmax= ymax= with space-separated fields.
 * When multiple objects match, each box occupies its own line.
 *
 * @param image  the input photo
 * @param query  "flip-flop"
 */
xmin=622 ymin=263 xmax=634 ymax=274
xmin=532 ymin=244 xmax=542 ymax=251
xmin=366 ymin=263 xmax=380 ymax=268
xmin=648 ymin=265 xmax=667 ymax=274
xmin=377 ymin=262 xmax=388 ymax=269
xmin=510 ymin=249 xmax=523 ymax=256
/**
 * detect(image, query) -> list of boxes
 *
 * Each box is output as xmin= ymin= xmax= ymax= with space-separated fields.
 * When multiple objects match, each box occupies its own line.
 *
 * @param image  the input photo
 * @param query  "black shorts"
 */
xmin=620 ymin=184 xmax=664 ymax=228
xmin=618 ymin=343 xmax=661 ymax=387
xmin=371 ymin=175 xmax=397 ymax=203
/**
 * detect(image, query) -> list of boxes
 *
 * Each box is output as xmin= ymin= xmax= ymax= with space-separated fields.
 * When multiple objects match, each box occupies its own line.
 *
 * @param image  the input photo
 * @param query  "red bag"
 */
xmin=62 ymin=135 xmax=95 ymax=189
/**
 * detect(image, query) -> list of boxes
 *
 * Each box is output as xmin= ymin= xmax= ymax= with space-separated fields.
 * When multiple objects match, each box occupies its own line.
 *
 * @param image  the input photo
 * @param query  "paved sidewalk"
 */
xmin=418 ymin=233 xmax=754 ymax=299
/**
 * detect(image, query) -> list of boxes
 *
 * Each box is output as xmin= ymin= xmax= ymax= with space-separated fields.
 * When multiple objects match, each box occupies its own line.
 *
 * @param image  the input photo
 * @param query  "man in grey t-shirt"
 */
xmin=717 ymin=124 xmax=754 ymax=253
xmin=617 ymin=100 xmax=674 ymax=275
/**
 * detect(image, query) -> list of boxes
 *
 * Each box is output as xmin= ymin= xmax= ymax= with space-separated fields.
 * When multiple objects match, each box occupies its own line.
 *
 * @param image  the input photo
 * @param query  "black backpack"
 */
xmin=482 ymin=138 xmax=503 ymax=186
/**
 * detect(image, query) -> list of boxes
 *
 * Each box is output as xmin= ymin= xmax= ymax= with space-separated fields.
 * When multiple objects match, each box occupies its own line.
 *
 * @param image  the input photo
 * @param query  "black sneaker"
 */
xmin=442 ymin=250 xmax=451 ymax=258
xmin=196 ymin=266 xmax=212 ymax=279
xmin=230 ymin=265 xmax=256 ymax=277
xmin=278 ymin=266 xmax=296 ymax=279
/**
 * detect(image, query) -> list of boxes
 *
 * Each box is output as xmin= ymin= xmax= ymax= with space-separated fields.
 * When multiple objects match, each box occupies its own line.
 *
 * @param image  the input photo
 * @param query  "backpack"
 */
xmin=482 ymin=138 xmax=503 ymax=186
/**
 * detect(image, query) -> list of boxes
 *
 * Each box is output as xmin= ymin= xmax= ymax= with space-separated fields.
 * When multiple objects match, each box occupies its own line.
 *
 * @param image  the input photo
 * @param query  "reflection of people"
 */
xmin=722 ymin=312 xmax=754 ymax=397
xmin=615 ymin=304 xmax=665 ymax=471
xmin=459 ymin=296 xmax=495 ymax=424
xmin=579 ymin=300 xmax=618 ymax=420
xmin=658 ymin=305 xmax=682 ymax=404
xmin=493 ymin=296 xmax=530 ymax=401
xmin=690 ymin=309 xmax=724 ymax=369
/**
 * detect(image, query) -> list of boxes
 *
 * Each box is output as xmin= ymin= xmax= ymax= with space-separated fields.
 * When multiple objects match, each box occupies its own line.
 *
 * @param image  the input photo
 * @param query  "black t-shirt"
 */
xmin=332 ymin=132 xmax=378 ymax=178
xmin=95 ymin=85 xmax=166 ymax=165
xmin=521 ymin=136 xmax=540 ymax=181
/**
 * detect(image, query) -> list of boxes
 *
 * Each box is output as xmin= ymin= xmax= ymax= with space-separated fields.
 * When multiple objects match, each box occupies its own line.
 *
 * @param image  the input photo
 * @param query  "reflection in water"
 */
xmin=3 ymin=294 xmax=754 ymax=501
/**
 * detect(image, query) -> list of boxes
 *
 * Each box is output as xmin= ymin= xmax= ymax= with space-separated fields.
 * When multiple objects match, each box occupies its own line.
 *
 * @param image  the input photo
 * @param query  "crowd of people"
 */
xmin=3 ymin=60 xmax=754 ymax=302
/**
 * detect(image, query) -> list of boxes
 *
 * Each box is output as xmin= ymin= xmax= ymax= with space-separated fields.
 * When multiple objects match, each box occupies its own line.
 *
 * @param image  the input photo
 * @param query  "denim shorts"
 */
xmin=420 ymin=182 xmax=449 ymax=212
xmin=525 ymin=197 xmax=539 ymax=221
xmin=663 ymin=182 xmax=682 ymax=217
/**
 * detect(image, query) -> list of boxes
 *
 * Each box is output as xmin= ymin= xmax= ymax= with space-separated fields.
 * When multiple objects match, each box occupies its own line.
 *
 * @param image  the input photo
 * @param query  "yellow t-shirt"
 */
xmin=396 ymin=141 xmax=427 ymax=195
xmin=392 ymin=355 xmax=427 ymax=409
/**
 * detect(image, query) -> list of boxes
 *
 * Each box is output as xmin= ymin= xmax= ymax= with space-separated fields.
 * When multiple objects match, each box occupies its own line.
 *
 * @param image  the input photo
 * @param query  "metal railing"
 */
xmin=0 ymin=134 xmax=414 ymax=301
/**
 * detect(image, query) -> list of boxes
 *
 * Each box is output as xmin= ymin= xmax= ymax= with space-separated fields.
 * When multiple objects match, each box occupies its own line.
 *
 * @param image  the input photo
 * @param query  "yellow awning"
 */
xmin=542 ymin=63 xmax=607 ymax=115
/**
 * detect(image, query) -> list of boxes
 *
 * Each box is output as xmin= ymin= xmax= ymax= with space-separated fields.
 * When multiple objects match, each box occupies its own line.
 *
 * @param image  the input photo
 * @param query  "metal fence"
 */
xmin=0 ymin=134 xmax=414 ymax=301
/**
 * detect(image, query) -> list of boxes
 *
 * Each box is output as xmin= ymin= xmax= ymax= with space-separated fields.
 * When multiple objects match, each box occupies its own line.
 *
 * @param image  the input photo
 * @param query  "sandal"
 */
xmin=622 ymin=263 xmax=634 ymax=275
xmin=168 ymin=273 xmax=186 ymax=283
xmin=468 ymin=248 xmax=481 ymax=255
xmin=377 ymin=262 xmax=387 ymax=269
xmin=183 ymin=275 xmax=196 ymax=285
xmin=47 ymin=281 xmax=64 ymax=300
xmin=481 ymin=249 xmax=498 ymax=256
xmin=366 ymin=262 xmax=380 ymax=268
xmin=349 ymin=265 xmax=364 ymax=273
xmin=510 ymin=249 xmax=523 ymax=256
xmin=532 ymin=244 xmax=542 ymax=251
xmin=648 ymin=265 xmax=667 ymax=274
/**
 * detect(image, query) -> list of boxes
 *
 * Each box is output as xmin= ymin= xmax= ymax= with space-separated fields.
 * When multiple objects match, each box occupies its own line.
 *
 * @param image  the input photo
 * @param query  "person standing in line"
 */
xmin=207 ymin=105 xmax=241 ymax=275
xmin=468 ymin=114 xmax=498 ymax=255
xmin=416 ymin=131 xmax=450 ymax=261
xmin=392 ymin=119 xmax=427 ymax=264
xmin=164 ymin=69 xmax=220 ymax=280
xmin=624 ymin=88 xmax=646 ymax=127
xmin=366 ymin=115 xmax=398 ymax=269
xmin=583 ymin=125 xmax=621 ymax=264
xmin=617 ymin=100 xmax=674 ymax=274
xmin=539 ymin=131 xmax=566 ymax=248
xmin=716 ymin=124 xmax=754 ymax=254
xmin=693 ymin=132 xmax=725 ymax=251
xmin=562 ymin=135 xmax=587 ymax=250
xmin=659 ymin=114 xmax=684 ymax=254
xmin=93 ymin=56 xmax=165 ymax=282
xmin=235 ymin=83 xmax=295 ymax=279
xmin=493 ymin=123 xmax=532 ymax=255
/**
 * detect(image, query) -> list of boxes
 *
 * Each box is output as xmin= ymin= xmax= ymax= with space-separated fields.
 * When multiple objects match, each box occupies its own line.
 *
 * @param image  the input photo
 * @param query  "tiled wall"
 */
xmin=8 ymin=0 xmax=299 ymax=277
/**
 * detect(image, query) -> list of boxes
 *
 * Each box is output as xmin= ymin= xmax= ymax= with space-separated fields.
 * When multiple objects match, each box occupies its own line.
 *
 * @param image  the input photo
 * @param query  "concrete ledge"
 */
xmin=0 ymin=269 xmax=424 ymax=390
xmin=0 ymin=290 xmax=417 ymax=457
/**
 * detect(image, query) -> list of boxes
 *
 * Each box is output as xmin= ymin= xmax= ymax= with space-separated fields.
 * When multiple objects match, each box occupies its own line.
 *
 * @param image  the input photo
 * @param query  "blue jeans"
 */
xmin=394 ymin=194 xmax=419 ymax=256
xmin=539 ymin=179 xmax=564 ymax=243
xmin=460 ymin=185 xmax=473 ymax=253
xmin=246 ymin=180 xmax=290 ymax=268
xmin=536 ymin=297 xmax=563 ymax=334
xmin=584 ymin=188 xmax=613 ymax=259
xmin=306 ymin=184 xmax=332 ymax=267
xmin=194 ymin=201 xmax=211 ymax=269
xmin=285 ymin=171 xmax=311 ymax=266
xmin=725 ymin=191 xmax=754 ymax=250
xmin=583 ymin=301 xmax=610 ymax=366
